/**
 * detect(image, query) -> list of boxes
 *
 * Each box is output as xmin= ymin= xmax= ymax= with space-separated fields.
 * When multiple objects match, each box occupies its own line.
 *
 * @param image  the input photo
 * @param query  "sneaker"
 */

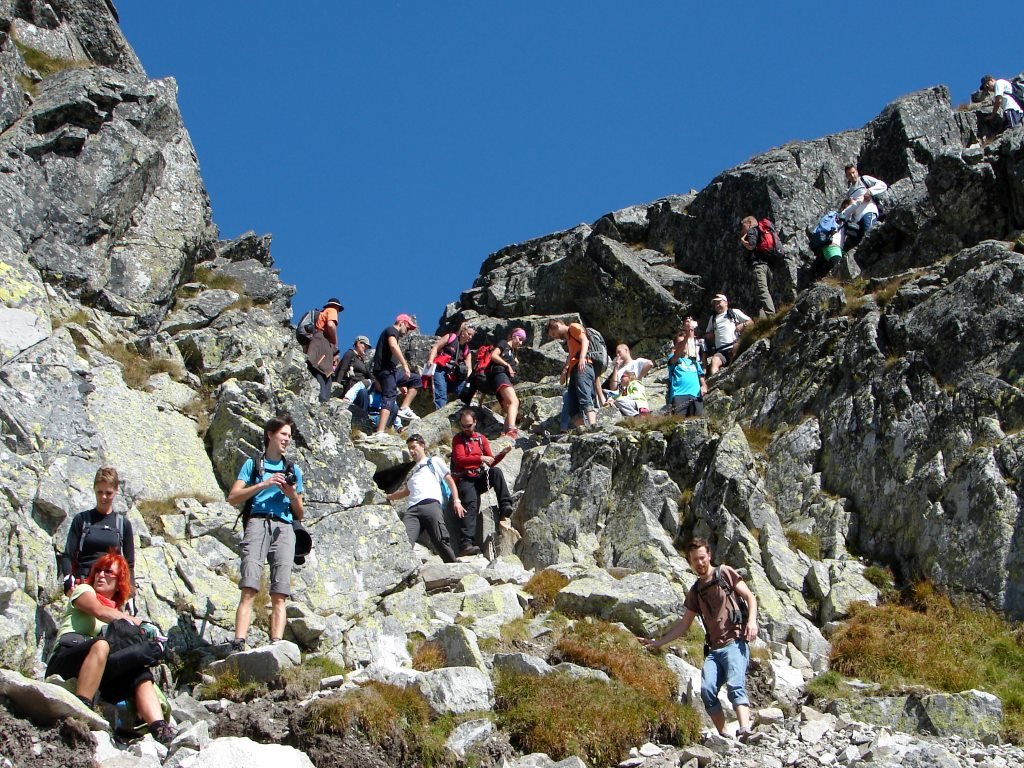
xmin=458 ymin=545 xmax=481 ymax=557
xmin=501 ymin=428 xmax=519 ymax=440
xmin=151 ymin=722 xmax=177 ymax=746
xmin=229 ymin=638 xmax=246 ymax=653
xmin=363 ymin=431 xmax=388 ymax=441
xmin=397 ymin=407 xmax=417 ymax=420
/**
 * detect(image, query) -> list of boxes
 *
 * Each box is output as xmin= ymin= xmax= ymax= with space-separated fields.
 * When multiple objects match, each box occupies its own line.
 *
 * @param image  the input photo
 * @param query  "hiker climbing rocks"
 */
xmin=227 ymin=415 xmax=304 ymax=652
xmin=426 ymin=322 xmax=475 ymax=410
xmin=641 ymin=538 xmax=761 ymax=744
xmin=839 ymin=166 xmax=887 ymax=248
xmin=487 ymin=326 xmax=526 ymax=438
xmin=47 ymin=551 xmax=177 ymax=745
xmin=304 ymin=298 xmax=344 ymax=402
xmin=450 ymin=408 xmax=516 ymax=557
xmin=980 ymin=74 xmax=1023 ymax=133
xmin=739 ymin=216 xmax=780 ymax=318
xmin=371 ymin=313 xmax=423 ymax=435
xmin=385 ymin=433 xmax=460 ymax=562
xmin=547 ymin=318 xmax=599 ymax=429
xmin=339 ymin=334 xmax=373 ymax=410
xmin=668 ymin=325 xmax=707 ymax=416
xmin=704 ymin=295 xmax=751 ymax=376
xmin=60 ymin=466 xmax=135 ymax=595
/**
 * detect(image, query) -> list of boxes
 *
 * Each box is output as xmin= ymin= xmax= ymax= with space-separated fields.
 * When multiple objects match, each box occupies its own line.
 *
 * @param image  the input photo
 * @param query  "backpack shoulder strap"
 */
xmin=115 ymin=512 xmax=124 ymax=550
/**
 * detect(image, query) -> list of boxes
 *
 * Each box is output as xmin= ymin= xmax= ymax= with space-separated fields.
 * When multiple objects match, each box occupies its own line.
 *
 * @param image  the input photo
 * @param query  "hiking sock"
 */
xmin=75 ymin=694 xmax=95 ymax=710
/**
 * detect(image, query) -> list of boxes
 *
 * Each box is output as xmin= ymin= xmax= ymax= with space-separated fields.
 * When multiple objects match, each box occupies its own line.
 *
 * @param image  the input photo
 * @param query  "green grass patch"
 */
xmin=785 ymin=529 xmax=822 ymax=560
xmin=830 ymin=582 xmax=1024 ymax=743
xmin=14 ymin=40 xmax=90 ymax=78
xmin=100 ymin=341 xmax=183 ymax=390
xmin=805 ymin=670 xmax=855 ymax=702
xmin=193 ymin=266 xmax=245 ymax=294
xmin=553 ymin=619 xmax=676 ymax=700
xmin=621 ymin=412 xmax=690 ymax=434
xmin=302 ymin=682 xmax=456 ymax=767
xmin=741 ymin=423 xmax=775 ymax=454
xmin=495 ymin=670 xmax=700 ymax=766
xmin=523 ymin=569 xmax=569 ymax=614
xmin=734 ymin=303 xmax=792 ymax=356
xmin=198 ymin=667 xmax=267 ymax=702
xmin=281 ymin=656 xmax=347 ymax=698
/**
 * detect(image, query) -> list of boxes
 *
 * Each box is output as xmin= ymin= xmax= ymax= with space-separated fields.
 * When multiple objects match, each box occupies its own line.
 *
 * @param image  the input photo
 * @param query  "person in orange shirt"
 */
xmin=306 ymin=298 xmax=344 ymax=402
xmin=547 ymin=318 xmax=598 ymax=429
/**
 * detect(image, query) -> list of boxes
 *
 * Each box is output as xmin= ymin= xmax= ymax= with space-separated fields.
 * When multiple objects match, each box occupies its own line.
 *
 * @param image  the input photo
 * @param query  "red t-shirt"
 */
xmin=451 ymin=431 xmax=493 ymax=476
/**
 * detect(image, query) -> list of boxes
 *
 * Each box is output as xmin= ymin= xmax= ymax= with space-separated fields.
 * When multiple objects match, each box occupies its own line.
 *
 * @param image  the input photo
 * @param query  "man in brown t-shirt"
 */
xmin=641 ymin=538 xmax=761 ymax=742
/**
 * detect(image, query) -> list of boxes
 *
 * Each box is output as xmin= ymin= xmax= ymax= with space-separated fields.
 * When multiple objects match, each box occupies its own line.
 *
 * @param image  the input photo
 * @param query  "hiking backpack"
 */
xmin=295 ymin=308 xmax=322 ymax=347
xmin=694 ymin=565 xmax=750 ymax=629
xmin=1008 ymin=78 xmax=1024 ymax=107
xmin=237 ymin=453 xmax=296 ymax=530
xmin=754 ymin=219 xmax=785 ymax=265
xmin=65 ymin=510 xmax=125 ymax=581
xmin=584 ymin=327 xmax=609 ymax=375
xmin=473 ymin=344 xmax=495 ymax=376
xmin=808 ymin=211 xmax=841 ymax=252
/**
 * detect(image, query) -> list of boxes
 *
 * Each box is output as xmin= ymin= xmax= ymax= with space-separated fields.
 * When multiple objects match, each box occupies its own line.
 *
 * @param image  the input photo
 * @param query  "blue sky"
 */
xmin=117 ymin=1 xmax=1018 ymax=341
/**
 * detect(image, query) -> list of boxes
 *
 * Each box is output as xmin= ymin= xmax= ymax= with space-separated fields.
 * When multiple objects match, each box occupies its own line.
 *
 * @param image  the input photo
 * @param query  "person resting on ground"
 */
xmin=608 ymin=369 xmax=650 ymax=417
xmin=46 ymin=552 xmax=176 ymax=745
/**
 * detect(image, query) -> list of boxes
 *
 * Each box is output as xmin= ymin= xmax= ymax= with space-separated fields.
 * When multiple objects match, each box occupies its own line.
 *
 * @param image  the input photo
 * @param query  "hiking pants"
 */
xmin=376 ymin=368 xmax=421 ymax=415
xmin=566 ymin=363 xmax=596 ymax=418
xmin=313 ymin=370 xmax=332 ymax=402
xmin=701 ymin=639 xmax=750 ymax=715
xmin=455 ymin=469 xmax=513 ymax=550
xmin=670 ymin=395 xmax=704 ymax=417
xmin=403 ymin=500 xmax=456 ymax=563
xmin=239 ymin=517 xmax=295 ymax=596
xmin=751 ymin=262 xmax=776 ymax=318
xmin=432 ymin=370 xmax=468 ymax=410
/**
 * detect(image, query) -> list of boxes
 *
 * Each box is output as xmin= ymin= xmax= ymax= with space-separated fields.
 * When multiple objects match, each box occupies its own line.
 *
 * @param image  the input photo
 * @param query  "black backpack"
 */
xmin=65 ymin=510 xmax=124 ymax=581
xmin=1008 ymin=78 xmax=1024 ymax=107
xmin=584 ymin=327 xmax=609 ymax=375
xmin=295 ymin=308 xmax=322 ymax=347
xmin=236 ymin=454 xmax=296 ymax=530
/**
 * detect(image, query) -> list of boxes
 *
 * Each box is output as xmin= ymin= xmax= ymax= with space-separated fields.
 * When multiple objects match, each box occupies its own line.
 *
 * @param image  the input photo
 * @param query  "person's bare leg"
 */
xmin=735 ymin=703 xmax=751 ymax=730
xmin=399 ymin=387 xmax=418 ymax=409
xmin=134 ymin=680 xmax=163 ymax=724
xmin=234 ymin=587 xmax=257 ymax=640
xmin=710 ymin=708 xmax=727 ymax=736
xmin=269 ymin=593 xmax=287 ymax=641
xmin=376 ymin=407 xmax=392 ymax=433
xmin=502 ymin=389 xmax=520 ymax=429
xmin=75 ymin=640 xmax=110 ymax=701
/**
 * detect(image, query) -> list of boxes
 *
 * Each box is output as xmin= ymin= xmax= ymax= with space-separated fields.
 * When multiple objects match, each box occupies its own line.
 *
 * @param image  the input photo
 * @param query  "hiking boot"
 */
xmin=458 ymin=545 xmax=481 ymax=557
xmin=229 ymin=638 xmax=247 ymax=653
xmin=150 ymin=721 xmax=177 ymax=746
xmin=396 ymin=407 xmax=417 ymax=420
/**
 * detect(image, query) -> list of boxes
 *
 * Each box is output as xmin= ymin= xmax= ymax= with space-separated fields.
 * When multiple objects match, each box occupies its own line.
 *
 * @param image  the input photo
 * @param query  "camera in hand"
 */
xmin=284 ymin=470 xmax=297 ymax=486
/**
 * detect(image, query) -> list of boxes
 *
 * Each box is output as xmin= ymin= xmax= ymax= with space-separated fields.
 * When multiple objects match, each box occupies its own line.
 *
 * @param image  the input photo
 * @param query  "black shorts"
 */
xmin=488 ymin=368 xmax=514 ymax=393
xmin=46 ymin=633 xmax=154 ymax=704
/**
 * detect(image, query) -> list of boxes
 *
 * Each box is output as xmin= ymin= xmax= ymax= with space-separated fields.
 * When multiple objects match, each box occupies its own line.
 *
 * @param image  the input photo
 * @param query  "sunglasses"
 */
xmin=95 ymin=568 xmax=120 ymax=578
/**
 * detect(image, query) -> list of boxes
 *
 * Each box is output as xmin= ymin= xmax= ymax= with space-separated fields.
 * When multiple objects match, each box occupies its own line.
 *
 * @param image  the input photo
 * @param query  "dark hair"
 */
xmin=263 ymin=414 xmax=295 ymax=448
xmin=88 ymin=551 xmax=133 ymax=607
xmin=457 ymin=408 xmax=476 ymax=426
xmin=685 ymin=537 xmax=711 ymax=556
xmin=406 ymin=433 xmax=426 ymax=446
xmin=93 ymin=466 xmax=120 ymax=489
xmin=844 ymin=164 xmax=857 ymax=173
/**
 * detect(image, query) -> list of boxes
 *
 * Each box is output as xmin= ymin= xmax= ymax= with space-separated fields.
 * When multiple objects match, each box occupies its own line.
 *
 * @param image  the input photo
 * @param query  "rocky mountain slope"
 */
xmin=1 ymin=2 xmax=1023 ymax=767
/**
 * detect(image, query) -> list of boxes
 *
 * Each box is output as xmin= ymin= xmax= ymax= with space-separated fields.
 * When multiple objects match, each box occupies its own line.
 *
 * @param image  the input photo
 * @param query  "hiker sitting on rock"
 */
xmin=426 ymin=322 xmax=476 ymax=411
xmin=227 ymin=414 xmax=304 ymax=652
xmin=450 ymin=408 xmax=516 ymax=557
xmin=839 ymin=166 xmax=887 ymax=249
xmin=979 ymin=74 xmax=1023 ymax=133
xmin=371 ymin=313 xmax=423 ymax=435
xmin=547 ymin=318 xmax=599 ymax=430
xmin=339 ymin=335 xmax=373 ymax=410
xmin=668 ymin=325 xmax=708 ymax=416
xmin=46 ymin=552 xmax=177 ymax=745
xmin=608 ymin=369 xmax=650 ymax=417
xmin=305 ymin=298 xmax=344 ymax=403
xmin=602 ymin=343 xmax=653 ymax=400
xmin=704 ymin=295 xmax=751 ymax=376
xmin=385 ymin=433 xmax=460 ymax=562
xmin=60 ymin=466 xmax=135 ymax=597
xmin=641 ymin=537 xmax=761 ymax=744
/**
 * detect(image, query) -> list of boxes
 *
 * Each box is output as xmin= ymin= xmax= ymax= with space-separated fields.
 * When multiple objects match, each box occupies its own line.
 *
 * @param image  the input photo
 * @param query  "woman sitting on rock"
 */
xmin=46 ymin=552 xmax=176 ymax=745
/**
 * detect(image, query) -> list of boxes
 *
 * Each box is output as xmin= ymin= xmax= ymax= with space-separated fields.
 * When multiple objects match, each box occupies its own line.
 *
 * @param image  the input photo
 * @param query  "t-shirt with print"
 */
xmin=491 ymin=341 xmax=517 ymax=376
xmin=683 ymin=564 xmax=745 ymax=649
xmin=373 ymin=325 xmax=400 ymax=373
xmin=668 ymin=355 xmax=704 ymax=399
xmin=407 ymin=456 xmax=449 ymax=507
xmin=57 ymin=583 xmax=107 ymax=640
xmin=237 ymin=456 xmax=304 ymax=522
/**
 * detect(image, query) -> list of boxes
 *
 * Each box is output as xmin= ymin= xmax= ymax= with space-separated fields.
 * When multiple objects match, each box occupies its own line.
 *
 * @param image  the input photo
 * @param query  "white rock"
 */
xmin=175 ymin=737 xmax=315 ymax=767
xmin=638 ymin=742 xmax=662 ymax=756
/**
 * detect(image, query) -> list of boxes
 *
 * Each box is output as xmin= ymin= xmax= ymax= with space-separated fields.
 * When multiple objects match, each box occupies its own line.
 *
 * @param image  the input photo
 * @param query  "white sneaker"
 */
xmin=397 ymin=407 xmax=417 ymax=420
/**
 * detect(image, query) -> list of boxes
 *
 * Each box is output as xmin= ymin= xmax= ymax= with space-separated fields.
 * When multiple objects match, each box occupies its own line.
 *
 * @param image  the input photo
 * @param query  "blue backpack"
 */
xmin=808 ymin=211 xmax=841 ymax=252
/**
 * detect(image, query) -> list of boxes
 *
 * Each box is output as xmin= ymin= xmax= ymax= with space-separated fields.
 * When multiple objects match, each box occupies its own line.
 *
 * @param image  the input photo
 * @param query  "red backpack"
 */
xmin=473 ymin=344 xmax=495 ymax=375
xmin=754 ymin=219 xmax=785 ymax=264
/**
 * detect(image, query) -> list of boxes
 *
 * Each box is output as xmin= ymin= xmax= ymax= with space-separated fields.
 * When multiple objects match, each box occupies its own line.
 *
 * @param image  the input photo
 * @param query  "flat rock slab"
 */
xmin=0 ymin=669 xmax=108 ymax=730
xmin=206 ymin=641 xmax=301 ymax=684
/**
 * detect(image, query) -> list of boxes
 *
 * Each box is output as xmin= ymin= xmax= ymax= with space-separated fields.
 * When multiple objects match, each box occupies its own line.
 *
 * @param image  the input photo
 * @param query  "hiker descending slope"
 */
xmin=739 ymin=216 xmax=781 ymax=318
xmin=301 ymin=298 xmax=344 ymax=402
xmin=839 ymin=166 xmax=887 ymax=249
xmin=980 ymin=74 xmax=1024 ymax=133
xmin=704 ymin=294 xmax=751 ymax=376
xmin=371 ymin=314 xmax=423 ymax=436
xmin=425 ymin=322 xmax=475 ymax=410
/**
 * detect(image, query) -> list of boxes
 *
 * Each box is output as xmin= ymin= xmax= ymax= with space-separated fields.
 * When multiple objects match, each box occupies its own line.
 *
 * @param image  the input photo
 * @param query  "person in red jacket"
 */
xmin=450 ymin=408 xmax=515 ymax=556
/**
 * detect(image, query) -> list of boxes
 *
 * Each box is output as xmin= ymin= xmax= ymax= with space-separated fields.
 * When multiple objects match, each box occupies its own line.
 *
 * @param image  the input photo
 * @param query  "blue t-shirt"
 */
xmin=237 ymin=456 xmax=304 ymax=522
xmin=668 ymin=355 xmax=704 ymax=399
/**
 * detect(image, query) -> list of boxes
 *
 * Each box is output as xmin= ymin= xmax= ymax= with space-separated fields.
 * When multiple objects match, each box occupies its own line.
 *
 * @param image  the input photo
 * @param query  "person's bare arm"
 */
xmin=388 ymin=335 xmax=410 ymax=374
xmin=640 ymin=608 xmax=698 ymax=649
xmin=73 ymin=589 xmax=141 ymax=625
xmin=427 ymin=336 xmax=446 ymax=365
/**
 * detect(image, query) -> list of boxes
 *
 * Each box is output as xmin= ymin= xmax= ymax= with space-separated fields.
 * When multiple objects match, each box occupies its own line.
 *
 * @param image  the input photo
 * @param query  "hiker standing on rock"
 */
xmin=739 ymin=216 xmax=779 ymax=318
xmin=839 ymin=166 xmax=887 ymax=249
xmin=305 ymin=298 xmax=344 ymax=403
xmin=641 ymin=537 xmax=761 ymax=743
xmin=704 ymin=295 xmax=751 ymax=376
xmin=371 ymin=313 xmax=423 ymax=435
xmin=426 ymin=322 xmax=476 ymax=411
xmin=980 ymin=74 xmax=1023 ymax=133
xmin=228 ymin=414 xmax=304 ymax=652
xmin=547 ymin=318 xmax=599 ymax=430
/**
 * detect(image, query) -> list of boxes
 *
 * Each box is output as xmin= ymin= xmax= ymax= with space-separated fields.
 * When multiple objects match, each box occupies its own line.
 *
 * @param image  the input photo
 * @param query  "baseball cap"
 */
xmin=712 ymin=294 xmax=728 ymax=304
xmin=355 ymin=335 xmax=370 ymax=346
xmin=395 ymin=313 xmax=418 ymax=330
